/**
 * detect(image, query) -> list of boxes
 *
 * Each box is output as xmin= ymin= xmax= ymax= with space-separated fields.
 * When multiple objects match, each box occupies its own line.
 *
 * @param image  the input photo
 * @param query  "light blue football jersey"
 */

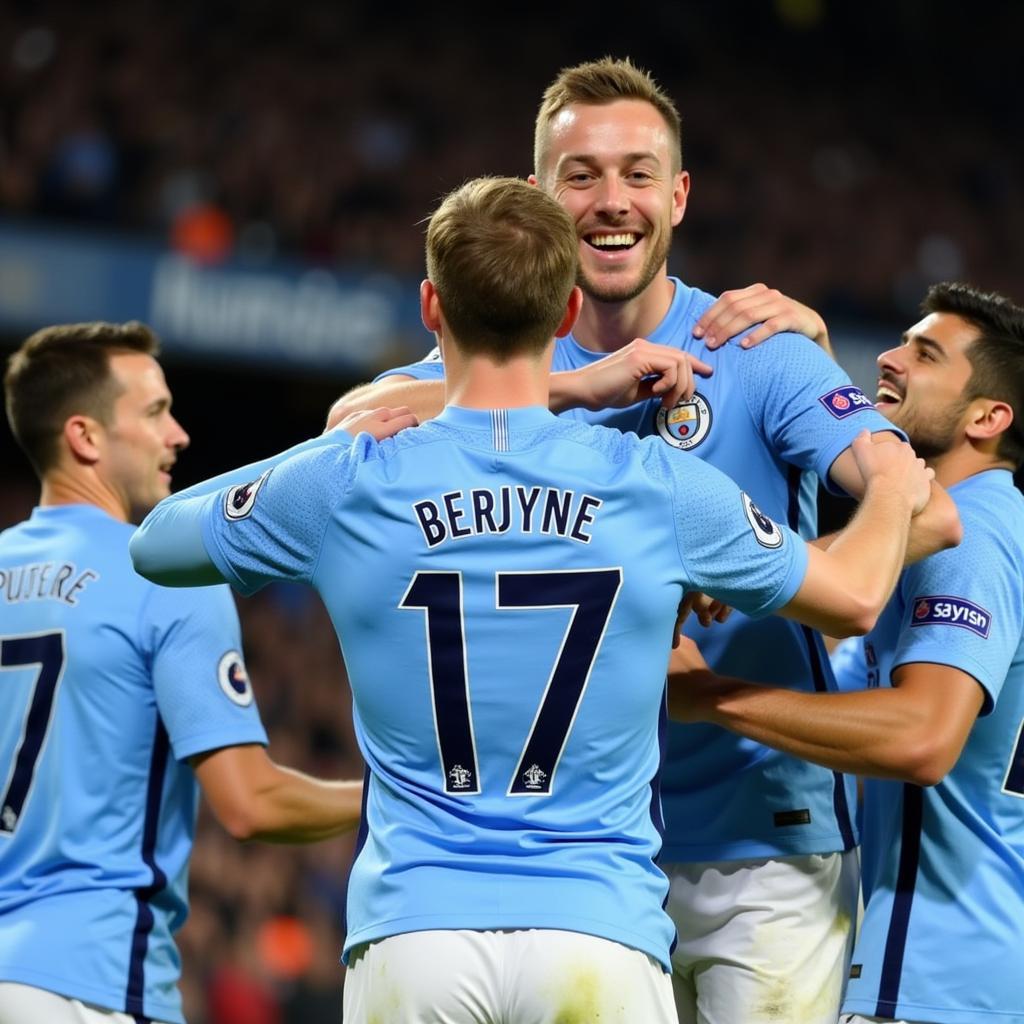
xmin=0 ymin=504 xmax=266 ymax=1023
xmin=829 ymin=636 xmax=870 ymax=693
xmin=379 ymin=279 xmax=900 ymax=859
xmin=149 ymin=406 xmax=810 ymax=969
xmin=842 ymin=470 xmax=1024 ymax=1024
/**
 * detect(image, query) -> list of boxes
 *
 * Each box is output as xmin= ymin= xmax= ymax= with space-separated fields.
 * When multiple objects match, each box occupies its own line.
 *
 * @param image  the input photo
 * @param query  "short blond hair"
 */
xmin=534 ymin=56 xmax=683 ymax=178
xmin=426 ymin=177 xmax=577 ymax=360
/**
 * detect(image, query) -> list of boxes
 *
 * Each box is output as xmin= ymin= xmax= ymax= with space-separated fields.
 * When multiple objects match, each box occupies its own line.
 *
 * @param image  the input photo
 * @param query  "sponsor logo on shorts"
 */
xmin=217 ymin=650 xmax=254 ymax=706
xmin=655 ymin=393 xmax=712 ymax=450
xmin=224 ymin=469 xmax=272 ymax=521
xmin=910 ymin=595 xmax=991 ymax=638
xmin=818 ymin=385 xmax=874 ymax=419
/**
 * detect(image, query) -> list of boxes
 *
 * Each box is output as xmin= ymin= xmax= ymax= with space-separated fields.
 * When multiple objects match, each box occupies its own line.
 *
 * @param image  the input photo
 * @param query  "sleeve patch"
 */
xmin=742 ymin=492 xmax=784 ymax=549
xmin=217 ymin=650 xmax=254 ymax=706
xmin=818 ymin=385 xmax=875 ymax=419
xmin=910 ymin=595 xmax=991 ymax=638
xmin=224 ymin=469 xmax=272 ymax=521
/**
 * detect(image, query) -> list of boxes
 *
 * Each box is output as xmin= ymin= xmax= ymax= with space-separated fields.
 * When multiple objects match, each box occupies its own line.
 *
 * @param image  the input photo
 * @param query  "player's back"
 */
xmin=0 ymin=505 xmax=198 ymax=1021
xmin=201 ymin=405 xmax=806 ymax=969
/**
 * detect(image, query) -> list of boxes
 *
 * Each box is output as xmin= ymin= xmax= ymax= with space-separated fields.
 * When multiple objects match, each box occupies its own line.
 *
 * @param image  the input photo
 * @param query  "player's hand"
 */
xmin=668 ymin=634 xmax=710 ymax=676
xmin=907 ymin=480 xmax=963 ymax=557
xmin=664 ymin=636 xmax=717 ymax=724
xmin=693 ymin=283 xmax=832 ymax=356
xmin=329 ymin=406 xmax=419 ymax=441
xmin=850 ymin=429 xmax=934 ymax=515
xmin=673 ymin=591 xmax=733 ymax=642
xmin=566 ymin=338 xmax=713 ymax=412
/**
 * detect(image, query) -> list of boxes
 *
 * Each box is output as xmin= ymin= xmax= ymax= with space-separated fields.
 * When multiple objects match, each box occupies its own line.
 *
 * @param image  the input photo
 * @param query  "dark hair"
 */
xmin=426 ymin=177 xmax=577 ymax=360
xmin=4 ymin=321 xmax=160 ymax=475
xmin=921 ymin=283 xmax=1024 ymax=468
xmin=534 ymin=56 xmax=683 ymax=179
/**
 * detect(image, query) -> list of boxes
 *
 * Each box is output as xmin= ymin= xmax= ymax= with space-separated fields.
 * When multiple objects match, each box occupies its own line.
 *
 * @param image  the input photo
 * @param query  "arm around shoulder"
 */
xmin=326 ymin=374 xmax=444 ymax=430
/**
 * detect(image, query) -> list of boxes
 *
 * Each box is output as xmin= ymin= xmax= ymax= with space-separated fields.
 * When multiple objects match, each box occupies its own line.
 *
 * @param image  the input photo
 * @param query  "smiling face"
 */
xmin=875 ymin=311 xmax=978 ymax=460
xmin=535 ymin=99 xmax=688 ymax=306
xmin=101 ymin=352 xmax=190 ymax=521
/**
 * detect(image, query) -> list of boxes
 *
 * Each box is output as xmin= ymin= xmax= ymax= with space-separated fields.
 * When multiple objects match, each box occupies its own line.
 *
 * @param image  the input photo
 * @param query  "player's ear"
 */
xmin=671 ymin=170 xmax=690 ymax=227
xmin=63 ymin=414 xmax=103 ymax=466
xmin=554 ymin=286 xmax=583 ymax=339
xmin=964 ymin=397 xmax=1013 ymax=445
xmin=420 ymin=279 xmax=442 ymax=333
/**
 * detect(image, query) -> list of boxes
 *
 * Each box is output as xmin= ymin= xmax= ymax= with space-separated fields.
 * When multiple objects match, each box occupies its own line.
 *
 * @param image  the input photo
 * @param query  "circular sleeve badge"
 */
xmin=741 ymin=492 xmax=784 ymax=548
xmin=217 ymin=650 xmax=254 ymax=706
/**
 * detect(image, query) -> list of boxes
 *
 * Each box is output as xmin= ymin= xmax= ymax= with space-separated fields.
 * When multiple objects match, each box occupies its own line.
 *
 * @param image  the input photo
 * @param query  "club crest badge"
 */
xmin=655 ymin=393 xmax=712 ymax=450
xmin=224 ymin=469 xmax=272 ymax=521
xmin=217 ymin=650 xmax=254 ymax=706
xmin=742 ymin=492 xmax=784 ymax=548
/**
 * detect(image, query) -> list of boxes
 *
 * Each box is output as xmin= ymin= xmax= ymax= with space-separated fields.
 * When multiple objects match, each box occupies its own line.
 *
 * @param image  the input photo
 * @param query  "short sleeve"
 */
xmin=374 ymin=347 xmax=446 ymax=383
xmin=144 ymin=583 xmax=267 ymax=762
xmin=648 ymin=443 xmax=808 ymax=617
xmin=201 ymin=438 xmax=363 ymax=596
xmin=890 ymin=509 xmax=1023 ymax=713
xmin=734 ymin=333 xmax=904 ymax=494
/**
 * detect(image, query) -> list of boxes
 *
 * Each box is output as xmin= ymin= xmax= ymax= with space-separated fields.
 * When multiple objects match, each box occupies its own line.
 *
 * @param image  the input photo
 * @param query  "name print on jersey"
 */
xmin=0 ymin=561 xmax=98 ymax=605
xmin=413 ymin=487 xmax=603 ymax=548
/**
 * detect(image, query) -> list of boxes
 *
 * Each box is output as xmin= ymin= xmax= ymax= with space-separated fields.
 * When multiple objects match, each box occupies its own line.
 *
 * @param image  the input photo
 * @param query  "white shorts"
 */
xmin=666 ymin=850 xmax=859 ymax=1024
xmin=0 ymin=982 xmax=172 ymax=1024
xmin=343 ymin=928 xmax=677 ymax=1024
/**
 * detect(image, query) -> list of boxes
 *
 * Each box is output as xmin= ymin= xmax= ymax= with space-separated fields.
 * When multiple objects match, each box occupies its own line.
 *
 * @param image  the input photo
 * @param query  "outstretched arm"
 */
xmin=193 ymin=744 xmax=362 ymax=842
xmin=776 ymin=431 xmax=933 ymax=637
xmin=668 ymin=640 xmax=982 ymax=785
xmin=131 ymin=407 xmax=417 ymax=586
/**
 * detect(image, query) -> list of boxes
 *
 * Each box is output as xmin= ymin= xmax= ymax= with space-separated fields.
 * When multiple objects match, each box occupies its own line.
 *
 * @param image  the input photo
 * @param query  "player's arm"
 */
xmin=775 ymin=431 xmax=933 ymax=636
xmin=131 ymin=406 xmax=415 ymax=586
xmin=668 ymin=643 xmax=983 ymax=785
xmin=192 ymin=744 xmax=362 ymax=842
xmin=326 ymin=375 xmax=444 ymax=429
xmin=325 ymin=341 xmax=714 ymax=431
xmin=828 ymin=436 xmax=962 ymax=562
xmin=693 ymin=283 xmax=833 ymax=356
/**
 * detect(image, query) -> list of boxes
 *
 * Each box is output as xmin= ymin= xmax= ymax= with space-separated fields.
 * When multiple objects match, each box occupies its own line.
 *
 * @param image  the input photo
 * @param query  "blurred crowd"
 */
xmin=1 ymin=1 xmax=1022 ymax=321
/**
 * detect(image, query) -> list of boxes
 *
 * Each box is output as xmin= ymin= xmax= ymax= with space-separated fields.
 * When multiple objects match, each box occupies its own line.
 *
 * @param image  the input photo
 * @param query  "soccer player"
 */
xmin=322 ymin=58 xmax=960 ymax=1023
xmin=670 ymin=282 xmax=1024 ymax=1024
xmin=0 ymin=322 xmax=399 ymax=1024
xmin=131 ymin=176 xmax=939 ymax=1024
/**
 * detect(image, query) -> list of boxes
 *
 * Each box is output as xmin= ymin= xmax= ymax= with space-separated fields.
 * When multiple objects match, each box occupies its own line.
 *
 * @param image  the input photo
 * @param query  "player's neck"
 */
xmin=40 ymin=467 xmax=129 ymax=522
xmin=445 ymin=353 xmax=551 ymax=411
xmin=930 ymin=443 xmax=1012 ymax=489
xmin=572 ymin=274 xmax=676 ymax=353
